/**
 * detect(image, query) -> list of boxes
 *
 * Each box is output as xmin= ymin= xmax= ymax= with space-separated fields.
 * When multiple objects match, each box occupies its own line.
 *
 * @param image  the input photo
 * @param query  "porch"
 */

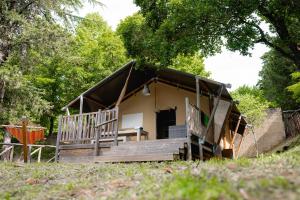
xmin=55 ymin=100 xmax=216 ymax=163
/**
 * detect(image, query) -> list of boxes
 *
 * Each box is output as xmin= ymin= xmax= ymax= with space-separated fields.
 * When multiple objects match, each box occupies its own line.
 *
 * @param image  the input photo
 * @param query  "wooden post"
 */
xmin=78 ymin=95 xmax=84 ymax=141
xmin=114 ymin=107 xmax=119 ymax=146
xmin=198 ymin=138 xmax=204 ymax=161
xmin=55 ymin=116 xmax=62 ymax=162
xmin=79 ymin=95 xmax=83 ymax=115
xmin=10 ymin=146 xmax=14 ymax=162
xmin=196 ymin=76 xmax=200 ymax=108
xmin=185 ymin=97 xmax=192 ymax=160
xmin=137 ymin=128 xmax=141 ymax=142
xmin=230 ymin=115 xmax=242 ymax=149
xmin=66 ymin=107 xmax=70 ymax=116
xmin=94 ymin=110 xmax=101 ymax=156
xmin=21 ymin=116 xmax=28 ymax=163
xmin=235 ymin=131 xmax=245 ymax=159
xmin=27 ymin=146 xmax=32 ymax=163
xmin=38 ymin=147 xmax=42 ymax=163
xmin=195 ymin=77 xmax=204 ymax=160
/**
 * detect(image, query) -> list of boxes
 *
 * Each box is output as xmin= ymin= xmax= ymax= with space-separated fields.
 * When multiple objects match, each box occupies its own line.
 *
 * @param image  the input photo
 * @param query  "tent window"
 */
xmin=121 ymin=113 xmax=143 ymax=129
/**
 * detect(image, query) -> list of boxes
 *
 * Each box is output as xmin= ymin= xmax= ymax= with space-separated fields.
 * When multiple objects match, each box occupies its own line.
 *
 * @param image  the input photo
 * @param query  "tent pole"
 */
xmin=79 ymin=95 xmax=83 ymax=114
xmin=66 ymin=107 xmax=70 ymax=116
xmin=196 ymin=76 xmax=200 ymax=108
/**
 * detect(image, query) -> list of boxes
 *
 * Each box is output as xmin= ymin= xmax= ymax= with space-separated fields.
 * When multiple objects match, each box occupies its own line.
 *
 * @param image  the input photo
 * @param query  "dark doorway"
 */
xmin=156 ymin=109 xmax=176 ymax=139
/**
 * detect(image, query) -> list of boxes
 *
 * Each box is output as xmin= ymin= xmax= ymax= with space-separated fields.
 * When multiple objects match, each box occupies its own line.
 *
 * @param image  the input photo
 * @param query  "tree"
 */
xmin=117 ymin=13 xmax=160 ymax=64
xmin=117 ymin=12 xmax=211 ymax=78
xmin=26 ymin=13 xmax=128 ymax=135
xmin=288 ymin=72 xmax=300 ymax=103
xmin=169 ymin=53 xmax=210 ymax=77
xmin=258 ymin=50 xmax=297 ymax=110
xmin=134 ymin=0 xmax=300 ymax=70
xmin=72 ymin=13 xmax=128 ymax=89
xmin=231 ymin=86 xmax=270 ymax=126
xmin=0 ymin=0 xmax=99 ymax=124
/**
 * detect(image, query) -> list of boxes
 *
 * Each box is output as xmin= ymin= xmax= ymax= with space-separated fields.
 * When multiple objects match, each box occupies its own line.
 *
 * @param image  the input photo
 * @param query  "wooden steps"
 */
xmin=60 ymin=153 xmax=177 ymax=163
xmin=104 ymin=138 xmax=187 ymax=156
xmin=59 ymin=138 xmax=187 ymax=163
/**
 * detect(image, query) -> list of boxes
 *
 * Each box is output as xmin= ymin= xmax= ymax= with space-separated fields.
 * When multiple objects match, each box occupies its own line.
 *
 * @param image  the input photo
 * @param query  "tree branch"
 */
xmin=240 ymin=18 xmax=294 ymax=61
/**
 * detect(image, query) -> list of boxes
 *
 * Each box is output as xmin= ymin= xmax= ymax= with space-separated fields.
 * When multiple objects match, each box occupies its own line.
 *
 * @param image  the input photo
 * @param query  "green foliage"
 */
xmin=25 ymin=13 xmax=128 ymax=133
xmin=135 ymin=0 xmax=300 ymax=69
xmin=0 ymin=0 xmax=99 ymax=125
xmin=71 ymin=13 xmax=128 ymax=90
xmin=117 ymin=13 xmax=161 ymax=65
xmin=117 ymin=12 xmax=211 ymax=78
xmin=288 ymin=72 xmax=300 ymax=103
xmin=0 ymin=64 xmax=50 ymax=124
xmin=231 ymin=86 xmax=270 ymax=126
xmin=258 ymin=50 xmax=297 ymax=110
xmin=169 ymin=53 xmax=210 ymax=77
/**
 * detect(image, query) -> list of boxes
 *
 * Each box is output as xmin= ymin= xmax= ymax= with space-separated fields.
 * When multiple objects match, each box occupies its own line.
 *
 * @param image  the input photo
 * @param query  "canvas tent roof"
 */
xmin=64 ymin=60 xmax=247 ymax=132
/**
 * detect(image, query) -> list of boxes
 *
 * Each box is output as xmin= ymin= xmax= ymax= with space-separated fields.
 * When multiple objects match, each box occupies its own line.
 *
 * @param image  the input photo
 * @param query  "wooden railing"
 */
xmin=56 ymin=108 xmax=119 ymax=160
xmin=0 ymin=143 xmax=56 ymax=163
xmin=58 ymin=108 xmax=119 ymax=144
xmin=59 ymin=112 xmax=99 ymax=143
xmin=185 ymin=97 xmax=204 ymax=160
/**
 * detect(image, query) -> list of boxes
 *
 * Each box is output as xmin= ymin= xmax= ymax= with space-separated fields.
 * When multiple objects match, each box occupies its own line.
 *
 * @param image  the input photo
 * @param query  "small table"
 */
xmin=118 ymin=128 xmax=148 ymax=142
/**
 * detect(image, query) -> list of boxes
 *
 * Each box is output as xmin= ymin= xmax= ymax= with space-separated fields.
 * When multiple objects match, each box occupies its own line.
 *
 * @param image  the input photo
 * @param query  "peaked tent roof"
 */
xmin=63 ymin=60 xmax=246 ymax=132
xmin=64 ymin=60 xmax=234 ymax=110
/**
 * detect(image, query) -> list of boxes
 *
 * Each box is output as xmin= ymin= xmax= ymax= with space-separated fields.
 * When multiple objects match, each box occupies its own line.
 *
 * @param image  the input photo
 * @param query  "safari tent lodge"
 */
xmin=55 ymin=61 xmax=247 ymax=163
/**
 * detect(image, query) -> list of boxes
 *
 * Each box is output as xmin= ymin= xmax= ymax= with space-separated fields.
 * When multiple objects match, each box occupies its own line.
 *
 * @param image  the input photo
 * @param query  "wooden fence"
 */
xmin=283 ymin=109 xmax=300 ymax=137
xmin=0 ymin=143 xmax=56 ymax=163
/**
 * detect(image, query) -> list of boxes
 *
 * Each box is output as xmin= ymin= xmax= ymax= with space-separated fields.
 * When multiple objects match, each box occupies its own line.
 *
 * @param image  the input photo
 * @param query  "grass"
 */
xmin=1 ymin=144 xmax=300 ymax=200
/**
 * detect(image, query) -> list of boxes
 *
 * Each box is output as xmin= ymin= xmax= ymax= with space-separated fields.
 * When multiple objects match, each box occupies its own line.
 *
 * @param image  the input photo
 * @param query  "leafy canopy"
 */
xmin=117 ymin=13 xmax=210 ymax=78
xmin=26 ymin=13 xmax=128 ymax=134
xmin=169 ymin=53 xmax=210 ymax=78
xmin=258 ymin=50 xmax=297 ymax=110
xmin=231 ymin=86 xmax=270 ymax=126
xmin=134 ymin=0 xmax=300 ymax=69
xmin=0 ymin=0 xmax=99 ymax=124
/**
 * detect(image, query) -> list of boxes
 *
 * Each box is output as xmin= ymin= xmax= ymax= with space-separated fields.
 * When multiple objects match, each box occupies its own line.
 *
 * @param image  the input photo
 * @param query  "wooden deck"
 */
xmin=55 ymin=100 xmax=224 ymax=163
xmin=59 ymin=138 xmax=188 ymax=163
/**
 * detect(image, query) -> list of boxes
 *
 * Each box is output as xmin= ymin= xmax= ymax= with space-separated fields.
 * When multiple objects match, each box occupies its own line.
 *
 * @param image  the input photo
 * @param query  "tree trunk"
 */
xmin=49 ymin=116 xmax=54 ymax=136
xmin=1 ymin=131 xmax=11 ymax=161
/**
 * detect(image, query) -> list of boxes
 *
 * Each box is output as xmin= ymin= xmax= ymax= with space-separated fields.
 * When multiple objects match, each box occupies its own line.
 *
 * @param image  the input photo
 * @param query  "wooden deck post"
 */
xmin=185 ymin=97 xmax=192 ymax=160
xmin=78 ymin=95 xmax=84 ymax=141
xmin=195 ymin=76 xmax=203 ymax=160
xmin=94 ymin=110 xmax=101 ymax=156
xmin=21 ymin=116 xmax=28 ymax=163
xmin=114 ymin=107 xmax=119 ymax=146
xmin=55 ymin=115 xmax=62 ymax=162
